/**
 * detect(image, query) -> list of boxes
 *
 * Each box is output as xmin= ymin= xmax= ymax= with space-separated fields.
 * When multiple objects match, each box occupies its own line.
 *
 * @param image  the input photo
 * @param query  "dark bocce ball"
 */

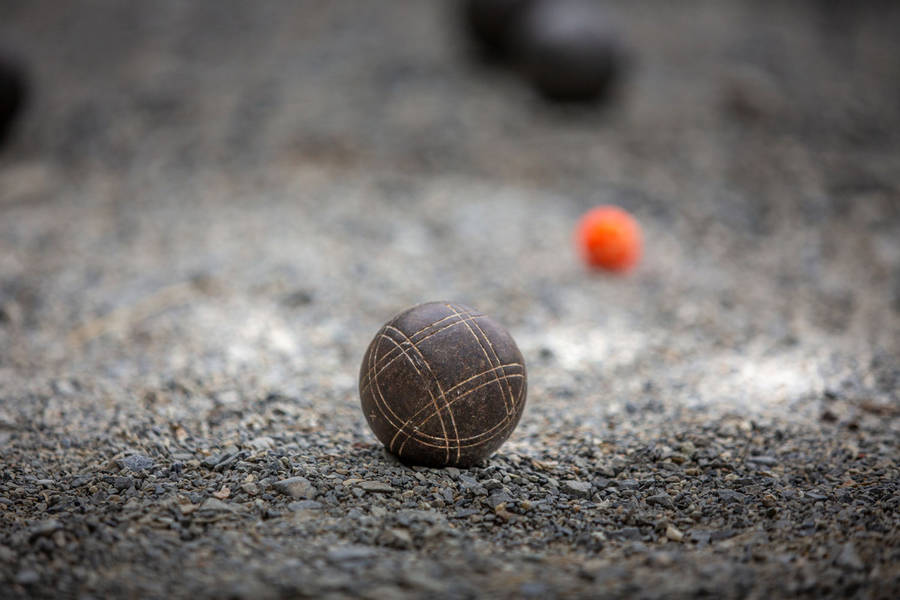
xmin=359 ymin=301 xmax=527 ymax=468
xmin=463 ymin=0 xmax=534 ymax=59
xmin=0 ymin=55 xmax=27 ymax=147
xmin=513 ymin=0 xmax=624 ymax=101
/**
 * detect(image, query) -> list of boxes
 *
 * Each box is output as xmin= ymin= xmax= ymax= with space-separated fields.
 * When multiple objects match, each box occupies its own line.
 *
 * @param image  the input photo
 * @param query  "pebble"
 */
xmin=646 ymin=494 xmax=675 ymax=509
xmin=114 ymin=476 xmax=134 ymax=491
xmin=717 ymin=489 xmax=747 ymax=503
xmin=488 ymin=491 xmax=513 ymax=509
xmin=665 ymin=525 xmax=684 ymax=542
xmin=561 ymin=480 xmax=592 ymax=498
xmin=357 ymin=481 xmax=395 ymax=493
xmin=288 ymin=500 xmax=323 ymax=511
xmin=272 ymin=477 xmax=316 ymax=499
xmin=246 ymin=436 xmax=276 ymax=451
xmin=120 ymin=454 xmax=155 ymax=472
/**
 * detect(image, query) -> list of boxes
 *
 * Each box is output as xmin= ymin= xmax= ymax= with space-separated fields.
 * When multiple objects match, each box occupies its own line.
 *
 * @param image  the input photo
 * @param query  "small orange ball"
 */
xmin=575 ymin=205 xmax=642 ymax=272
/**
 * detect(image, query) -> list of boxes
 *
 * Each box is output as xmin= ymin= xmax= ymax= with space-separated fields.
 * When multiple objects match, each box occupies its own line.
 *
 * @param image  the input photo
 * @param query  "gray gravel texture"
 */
xmin=1 ymin=1 xmax=899 ymax=598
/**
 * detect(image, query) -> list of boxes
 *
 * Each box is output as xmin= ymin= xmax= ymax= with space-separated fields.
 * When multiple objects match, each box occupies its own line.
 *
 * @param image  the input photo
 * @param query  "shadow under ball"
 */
xmin=0 ymin=56 xmax=27 ymax=147
xmin=513 ymin=0 xmax=624 ymax=101
xmin=359 ymin=301 xmax=527 ymax=468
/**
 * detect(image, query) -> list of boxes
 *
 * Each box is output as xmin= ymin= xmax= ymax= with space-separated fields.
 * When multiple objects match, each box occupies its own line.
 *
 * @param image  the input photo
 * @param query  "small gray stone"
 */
xmin=120 ymin=454 xmax=155 ymax=472
xmin=488 ymin=491 xmax=513 ymax=509
xmin=717 ymin=489 xmax=746 ymax=503
xmin=665 ymin=524 xmax=684 ymax=542
xmin=214 ymin=451 xmax=244 ymax=472
xmin=596 ymin=465 xmax=617 ymax=478
xmin=646 ymin=493 xmax=675 ymax=509
xmin=198 ymin=498 xmax=237 ymax=513
xmin=114 ymin=476 xmax=134 ymax=491
xmin=246 ymin=436 xmax=275 ymax=451
xmin=562 ymin=480 xmax=592 ymax=498
xmin=288 ymin=500 xmax=323 ymax=511
xmin=273 ymin=477 xmax=316 ymax=499
xmin=458 ymin=474 xmax=480 ymax=489
xmin=201 ymin=453 xmax=227 ymax=469
xmin=358 ymin=481 xmax=395 ymax=493
xmin=70 ymin=475 xmax=93 ymax=488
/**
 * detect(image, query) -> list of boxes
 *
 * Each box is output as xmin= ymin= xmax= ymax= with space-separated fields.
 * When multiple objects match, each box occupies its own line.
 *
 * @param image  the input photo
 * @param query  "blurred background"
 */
xmin=1 ymin=0 xmax=897 ymax=410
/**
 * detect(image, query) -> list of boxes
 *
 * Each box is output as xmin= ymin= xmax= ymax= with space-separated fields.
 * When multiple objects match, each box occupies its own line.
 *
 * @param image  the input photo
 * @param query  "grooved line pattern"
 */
xmin=362 ymin=308 xmax=526 ymax=465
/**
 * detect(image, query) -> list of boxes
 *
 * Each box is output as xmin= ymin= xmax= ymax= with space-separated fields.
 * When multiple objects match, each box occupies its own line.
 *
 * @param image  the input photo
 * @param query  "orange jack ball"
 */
xmin=575 ymin=205 xmax=642 ymax=272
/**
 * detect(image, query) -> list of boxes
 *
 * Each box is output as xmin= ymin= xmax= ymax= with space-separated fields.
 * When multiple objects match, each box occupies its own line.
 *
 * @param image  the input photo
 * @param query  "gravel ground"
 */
xmin=1 ymin=1 xmax=899 ymax=598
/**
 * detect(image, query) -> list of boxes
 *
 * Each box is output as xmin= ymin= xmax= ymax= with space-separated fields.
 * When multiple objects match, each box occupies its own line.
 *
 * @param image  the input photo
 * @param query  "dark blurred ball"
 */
xmin=0 ymin=56 xmax=27 ymax=147
xmin=513 ymin=0 xmax=624 ymax=101
xmin=463 ymin=0 xmax=535 ymax=59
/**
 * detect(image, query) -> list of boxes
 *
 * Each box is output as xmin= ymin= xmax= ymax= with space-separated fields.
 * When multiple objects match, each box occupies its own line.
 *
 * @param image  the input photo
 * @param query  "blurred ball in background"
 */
xmin=463 ymin=0 xmax=535 ymax=60
xmin=512 ymin=0 xmax=625 ymax=101
xmin=0 ymin=54 xmax=27 ymax=148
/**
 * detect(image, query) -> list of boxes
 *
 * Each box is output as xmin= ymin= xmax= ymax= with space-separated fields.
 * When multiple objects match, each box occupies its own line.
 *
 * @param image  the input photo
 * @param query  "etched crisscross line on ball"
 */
xmin=393 ymin=362 xmax=525 ymax=453
xmin=382 ymin=324 xmax=462 ymax=462
xmin=359 ymin=311 xmax=484 ymax=397
xmin=368 ymin=326 xmax=453 ymax=463
xmin=365 ymin=333 xmax=525 ymax=450
xmin=446 ymin=303 xmax=517 ymax=416
xmin=362 ymin=308 xmax=526 ymax=462
xmin=371 ymin=372 xmax=524 ymax=452
xmin=366 ymin=327 xmax=427 ymax=439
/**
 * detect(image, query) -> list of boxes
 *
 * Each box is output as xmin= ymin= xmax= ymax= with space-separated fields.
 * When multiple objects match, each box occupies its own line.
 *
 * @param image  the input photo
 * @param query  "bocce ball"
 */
xmin=359 ymin=301 xmax=527 ymax=468
xmin=512 ymin=0 xmax=624 ymax=101
xmin=463 ymin=0 xmax=535 ymax=59
xmin=0 ymin=55 xmax=27 ymax=147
